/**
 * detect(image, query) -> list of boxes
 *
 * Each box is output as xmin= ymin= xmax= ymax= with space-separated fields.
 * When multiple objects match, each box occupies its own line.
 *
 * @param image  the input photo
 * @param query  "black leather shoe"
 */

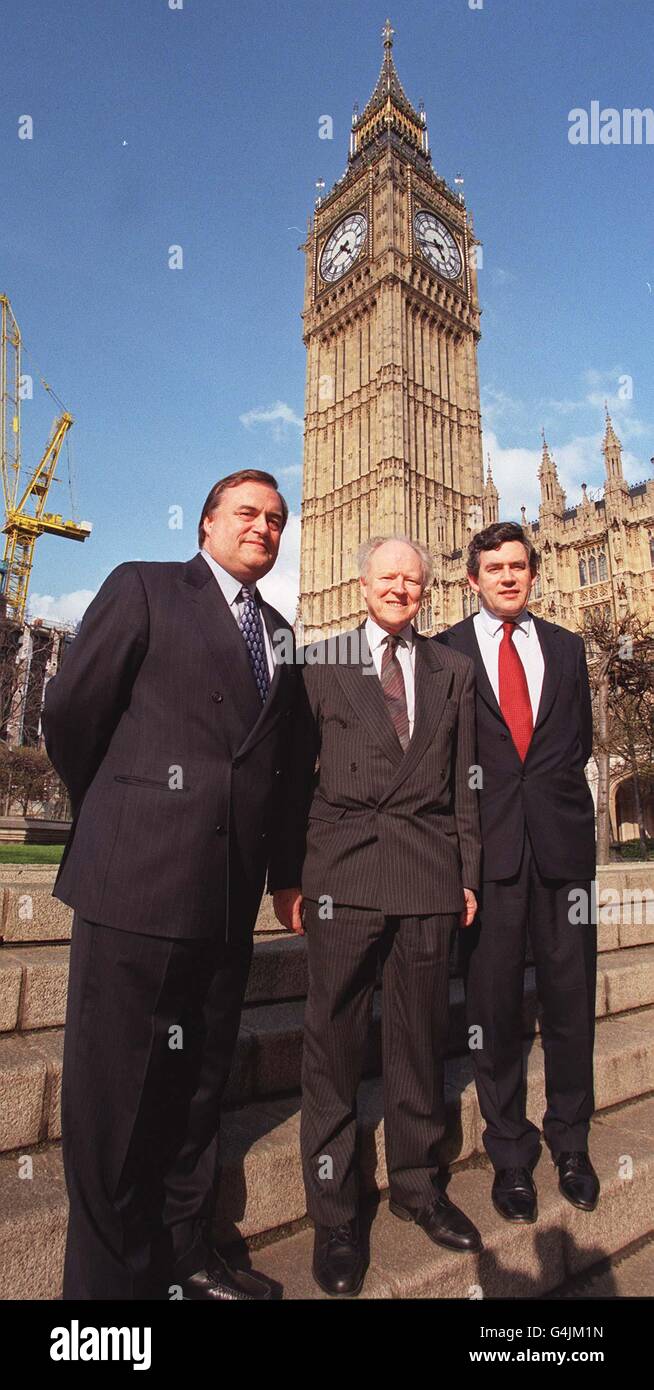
xmin=312 ymin=1219 xmax=365 ymax=1296
xmin=557 ymin=1151 xmax=600 ymax=1211
xmin=180 ymin=1250 xmax=272 ymax=1301
xmin=390 ymin=1191 xmax=482 ymax=1253
xmin=492 ymin=1167 xmax=538 ymax=1223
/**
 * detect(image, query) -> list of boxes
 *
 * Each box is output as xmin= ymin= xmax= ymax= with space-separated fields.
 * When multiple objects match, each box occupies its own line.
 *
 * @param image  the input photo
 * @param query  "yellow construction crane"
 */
xmin=0 ymin=292 xmax=92 ymax=626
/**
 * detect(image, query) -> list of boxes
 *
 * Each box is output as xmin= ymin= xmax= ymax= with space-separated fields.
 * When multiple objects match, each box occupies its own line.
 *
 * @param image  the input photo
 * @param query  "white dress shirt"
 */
xmin=365 ymin=616 xmax=416 ymax=737
xmin=200 ymin=549 xmax=275 ymax=679
xmin=473 ymin=603 xmax=544 ymax=722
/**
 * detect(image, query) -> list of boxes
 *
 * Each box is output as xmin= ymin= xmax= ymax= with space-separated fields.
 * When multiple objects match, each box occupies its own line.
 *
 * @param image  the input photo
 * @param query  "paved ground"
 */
xmin=548 ymin=1232 xmax=654 ymax=1298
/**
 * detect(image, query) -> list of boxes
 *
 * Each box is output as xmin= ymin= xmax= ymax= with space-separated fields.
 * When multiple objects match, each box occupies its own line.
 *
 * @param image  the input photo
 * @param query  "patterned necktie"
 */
xmin=380 ymin=634 xmax=410 ymax=751
xmin=498 ymin=620 xmax=533 ymax=761
xmin=237 ymin=586 xmax=270 ymax=704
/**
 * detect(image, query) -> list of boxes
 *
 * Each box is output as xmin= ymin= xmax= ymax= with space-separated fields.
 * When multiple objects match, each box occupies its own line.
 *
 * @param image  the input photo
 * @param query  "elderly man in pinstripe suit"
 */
xmin=272 ymin=537 xmax=483 ymax=1296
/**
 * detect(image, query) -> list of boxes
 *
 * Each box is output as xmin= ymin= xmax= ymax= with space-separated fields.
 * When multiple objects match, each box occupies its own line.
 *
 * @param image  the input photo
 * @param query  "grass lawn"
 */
xmin=0 ymin=843 xmax=64 ymax=864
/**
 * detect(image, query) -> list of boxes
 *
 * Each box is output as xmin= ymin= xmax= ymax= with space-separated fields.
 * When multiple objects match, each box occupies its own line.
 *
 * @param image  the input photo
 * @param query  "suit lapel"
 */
xmin=333 ymin=625 xmax=405 ymax=769
xmin=377 ymin=635 xmax=452 ymax=804
xmin=177 ymin=555 xmax=292 ymax=754
xmin=530 ymin=614 xmax=563 ymax=735
xmin=451 ymin=615 xmax=505 ymax=725
xmin=451 ymin=612 xmax=562 ymax=750
xmin=235 ymin=601 xmax=295 ymax=759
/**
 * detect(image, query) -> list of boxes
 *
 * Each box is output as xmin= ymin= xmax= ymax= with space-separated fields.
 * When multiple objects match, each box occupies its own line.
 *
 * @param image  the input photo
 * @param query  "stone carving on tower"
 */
xmin=297 ymin=19 xmax=485 ymax=640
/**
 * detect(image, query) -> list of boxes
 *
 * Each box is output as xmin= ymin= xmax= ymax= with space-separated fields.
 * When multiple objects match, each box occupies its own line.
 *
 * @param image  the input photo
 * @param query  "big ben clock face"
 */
xmin=414 ymin=210 xmax=462 ymax=281
xmin=319 ymin=213 xmax=367 ymax=284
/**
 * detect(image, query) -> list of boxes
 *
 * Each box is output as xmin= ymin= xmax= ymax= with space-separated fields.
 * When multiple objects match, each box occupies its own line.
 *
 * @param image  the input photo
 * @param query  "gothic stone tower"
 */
xmin=298 ymin=20 xmax=486 ymax=640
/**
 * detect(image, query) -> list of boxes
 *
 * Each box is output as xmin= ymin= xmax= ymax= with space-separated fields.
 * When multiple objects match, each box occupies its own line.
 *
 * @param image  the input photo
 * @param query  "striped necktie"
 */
xmin=237 ymin=586 xmax=270 ymax=703
xmin=498 ymin=620 xmax=533 ymax=761
xmin=380 ymin=634 xmax=410 ymax=751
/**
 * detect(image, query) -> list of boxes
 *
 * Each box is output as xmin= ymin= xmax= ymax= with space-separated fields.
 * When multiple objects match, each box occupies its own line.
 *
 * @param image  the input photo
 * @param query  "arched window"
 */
xmin=533 ymin=575 xmax=542 ymax=598
xmin=649 ymin=535 xmax=654 ymax=567
xmin=598 ymin=553 xmax=608 ymax=581
xmin=462 ymin=591 xmax=468 ymax=617
xmin=589 ymin=555 xmax=597 ymax=584
xmin=579 ymin=559 xmax=587 ymax=587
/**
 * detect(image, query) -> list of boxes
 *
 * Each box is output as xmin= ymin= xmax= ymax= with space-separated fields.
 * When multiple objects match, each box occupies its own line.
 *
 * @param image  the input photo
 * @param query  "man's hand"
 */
xmin=460 ymin=888 xmax=477 ymax=928
xmin=272 ymin=887 xmax=304 ymax=935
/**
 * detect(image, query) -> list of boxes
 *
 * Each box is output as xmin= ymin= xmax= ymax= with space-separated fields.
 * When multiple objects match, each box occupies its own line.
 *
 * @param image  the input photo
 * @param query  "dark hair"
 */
xmin=466 ymin=521 xmax=539 ymax=578
xmin=198 ymin=469 xmax=288 ymax=548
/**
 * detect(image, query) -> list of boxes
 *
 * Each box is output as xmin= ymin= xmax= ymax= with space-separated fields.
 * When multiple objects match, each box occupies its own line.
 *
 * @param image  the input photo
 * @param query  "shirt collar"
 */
xmin=478 ymin=602 xmax=532 ymax=639
xmin=200 ymin=549 xmax=256 ymax=605
xmin=365 ymin=615 xmax=414 ymax=654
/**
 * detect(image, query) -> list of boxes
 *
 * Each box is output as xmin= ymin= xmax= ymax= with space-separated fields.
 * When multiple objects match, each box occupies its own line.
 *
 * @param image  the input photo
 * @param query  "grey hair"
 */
xmin=357 ymin=535 xmax=434 ymax=590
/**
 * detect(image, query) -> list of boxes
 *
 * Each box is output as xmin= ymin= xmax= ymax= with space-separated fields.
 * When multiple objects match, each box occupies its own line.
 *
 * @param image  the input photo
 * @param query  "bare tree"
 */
xmin=583 ymin=608 xmax=654 ymax=860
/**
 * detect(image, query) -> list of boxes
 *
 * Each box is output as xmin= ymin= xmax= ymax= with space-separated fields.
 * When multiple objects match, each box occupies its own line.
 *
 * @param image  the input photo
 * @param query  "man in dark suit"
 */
xmin=437 ymin=521 xmax=599 ymax=1224
xmin=42 ymin=469 xmax=297 ymax=1301
xmin=272 ymin=537 xmax=483 ymax=1296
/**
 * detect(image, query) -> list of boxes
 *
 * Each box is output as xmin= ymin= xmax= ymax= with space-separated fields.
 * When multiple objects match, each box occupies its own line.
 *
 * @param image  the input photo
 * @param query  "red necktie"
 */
xmin=498 ymin=621 xmax=533 ymax=761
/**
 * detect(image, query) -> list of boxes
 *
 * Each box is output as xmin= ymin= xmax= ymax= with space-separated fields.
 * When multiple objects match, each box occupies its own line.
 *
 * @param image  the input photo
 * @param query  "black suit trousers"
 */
xmin=61 ymin=915 xmax=252 ymax=1299
xmin=460 ymin=831 xmax=597 ymax=1171
xmin=301 ymin=900 xmax=456 ymax=1223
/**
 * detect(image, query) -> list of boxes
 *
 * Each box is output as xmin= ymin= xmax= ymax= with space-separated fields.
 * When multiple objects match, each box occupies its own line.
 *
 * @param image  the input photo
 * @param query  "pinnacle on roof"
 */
xmin=538 ymin=429 xmax=558 ymax=477
xmin=603 ymin=403 xmax=622 ymax=451
xmin=484 ymin=453 xmax=498 ymax=491
xmin=349 ymin=19 xmax=429 ymax=163
xmin=359 ymin=18 xmax=423 ymax=127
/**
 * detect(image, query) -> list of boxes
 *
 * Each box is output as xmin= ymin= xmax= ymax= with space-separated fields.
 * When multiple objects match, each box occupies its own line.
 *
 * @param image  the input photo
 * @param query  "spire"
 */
xmin=538 ymin=431 xmax=566 ymax=514
xmin=350 ymin=20 xmax=430 ymax=164
xmin=483 ymin=452 xmax=499 ymax=524
xmin=603 ymin=402 xmax=622 ymax=452
xmin=538 ymin=428 xmax=555 ymax=476
xmin=602 ymin=403 xmax=625 ymax=487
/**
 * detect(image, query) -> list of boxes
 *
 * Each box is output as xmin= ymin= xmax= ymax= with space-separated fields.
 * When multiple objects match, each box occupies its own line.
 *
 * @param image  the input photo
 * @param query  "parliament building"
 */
xmin=296 ymin=22 xmax=653 ymax=650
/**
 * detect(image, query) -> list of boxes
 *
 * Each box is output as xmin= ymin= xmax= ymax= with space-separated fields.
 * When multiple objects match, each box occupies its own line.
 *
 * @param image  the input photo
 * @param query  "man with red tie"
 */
xmin=437 ymin=522 xmax=599 ymax=1223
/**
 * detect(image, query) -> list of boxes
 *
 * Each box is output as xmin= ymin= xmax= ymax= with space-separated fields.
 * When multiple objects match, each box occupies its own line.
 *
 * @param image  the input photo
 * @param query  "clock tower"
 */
xmin=298 ymin=20 xmax=486 ymax=640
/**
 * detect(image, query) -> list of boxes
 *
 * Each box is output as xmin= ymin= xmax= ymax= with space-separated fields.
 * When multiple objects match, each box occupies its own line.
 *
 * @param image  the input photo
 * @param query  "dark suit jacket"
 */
xmin=42 ymin=553 xmax=297 ymax=941
xmin=436 ymin=613 xmax=595 ymax=882
xmin=269 ymin=626 xmax=481 ymax=914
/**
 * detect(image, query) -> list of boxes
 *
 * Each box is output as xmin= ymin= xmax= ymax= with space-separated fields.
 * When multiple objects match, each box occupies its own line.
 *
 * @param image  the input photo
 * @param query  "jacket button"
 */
xmin=500 ymin=733 xmax=508 ymax=741
xmin=212 ymin=691 xmax=223 ymax=703
xmin=274 ymin=769 xmax=281 ymax=777
xmin=216 ymin=824 xmax=225 ymax=833
xmin=350 ymin=762 xmax=357 ymax=772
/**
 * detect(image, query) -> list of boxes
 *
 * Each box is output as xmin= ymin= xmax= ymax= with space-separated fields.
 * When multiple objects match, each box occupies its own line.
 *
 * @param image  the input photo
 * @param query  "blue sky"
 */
xmin=1 ymin=0 xmax=652 ymax=623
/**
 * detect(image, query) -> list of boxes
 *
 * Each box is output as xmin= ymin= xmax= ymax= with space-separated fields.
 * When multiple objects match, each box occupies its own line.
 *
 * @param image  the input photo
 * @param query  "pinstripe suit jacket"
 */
xmin=270 ymin=625 xmax=481 ymax=914
xmin=42 ymin=553 xmax=297 ymax=941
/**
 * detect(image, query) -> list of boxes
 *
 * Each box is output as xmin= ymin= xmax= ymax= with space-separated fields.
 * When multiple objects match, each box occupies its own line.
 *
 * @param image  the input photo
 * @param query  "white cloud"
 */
xmin=239 ymin=400 xmax=303 ymax=434
xmin=28 ymin=589 xmax=96 ymax=626
xmin=258 ymin=510 xmax=300 ymax=623
xmin=482 ymin=429 xmax=542 ymax=519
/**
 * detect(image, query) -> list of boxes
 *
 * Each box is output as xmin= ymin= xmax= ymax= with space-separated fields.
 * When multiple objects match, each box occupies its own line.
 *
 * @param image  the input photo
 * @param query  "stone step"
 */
xmin=1 ymin=861 xmax=652 ymax=944
xmin=3 ymin=910 xmax=654 ymax=1039
xmin=216 ymin=942 xmax=654 ymax=1105
xmin=243 ymin=1094 xmax=654 ymax=1299
xmin=215 ymin=1008 xmax=654 ymax=1240
xmin=1 ymin=1006 xmax=652 ymax=1298
xmin=2 ymin=946 xmax=654 ymax=1144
